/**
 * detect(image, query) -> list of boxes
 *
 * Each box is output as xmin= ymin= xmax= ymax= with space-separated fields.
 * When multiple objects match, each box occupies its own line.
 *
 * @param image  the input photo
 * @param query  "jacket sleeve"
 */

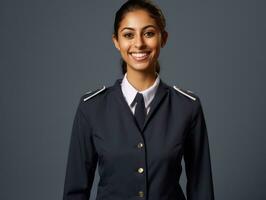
xmin=183 ymin=98 xmax=215 ymax=200
xmin=63 ymin=101 xmax=98 ymax=200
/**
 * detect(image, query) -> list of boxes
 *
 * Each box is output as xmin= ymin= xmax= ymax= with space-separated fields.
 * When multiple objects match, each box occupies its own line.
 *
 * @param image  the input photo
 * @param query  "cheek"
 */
xmin=120 ymin=44 xmax=129 ymax=53
xmin=148 ymin=42 xmax=161 ymax=57
xmin=147 ymin=38 xmax=161 ymax=50
xmin=117 ymin=39 xmax=130 ymax=53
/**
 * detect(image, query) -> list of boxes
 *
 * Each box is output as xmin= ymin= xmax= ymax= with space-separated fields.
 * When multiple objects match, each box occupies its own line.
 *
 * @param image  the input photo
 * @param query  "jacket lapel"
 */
xmin=141 ymin=79 xmax=169 ymax=132
xmin=113 ymin=79 xmax=141 ymax=132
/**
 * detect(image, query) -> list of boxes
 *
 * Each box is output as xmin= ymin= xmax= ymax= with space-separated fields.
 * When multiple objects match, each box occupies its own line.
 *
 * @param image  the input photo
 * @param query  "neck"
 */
xmin=126 ymin=68 xmax=157 ymax=91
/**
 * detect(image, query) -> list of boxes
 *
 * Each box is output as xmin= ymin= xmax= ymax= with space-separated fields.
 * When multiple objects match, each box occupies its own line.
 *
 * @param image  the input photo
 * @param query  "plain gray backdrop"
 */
xmin=1 ymin=0 xmax=265 ymax=200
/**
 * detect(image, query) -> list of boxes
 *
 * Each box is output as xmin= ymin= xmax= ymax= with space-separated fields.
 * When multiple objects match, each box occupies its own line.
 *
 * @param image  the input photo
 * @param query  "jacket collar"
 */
xmin=121 ymin=72 xmax=160 ymax=109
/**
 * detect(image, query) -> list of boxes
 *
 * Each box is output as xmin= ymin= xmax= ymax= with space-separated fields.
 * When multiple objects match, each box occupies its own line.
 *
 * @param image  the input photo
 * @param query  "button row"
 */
xmin=137 ymin=143 xmax=144 ymax=197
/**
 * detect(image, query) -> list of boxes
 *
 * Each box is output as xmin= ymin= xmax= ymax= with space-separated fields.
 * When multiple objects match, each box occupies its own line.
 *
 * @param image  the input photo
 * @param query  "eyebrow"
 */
xmin=120 ymin=25 xmax=157 ymax=32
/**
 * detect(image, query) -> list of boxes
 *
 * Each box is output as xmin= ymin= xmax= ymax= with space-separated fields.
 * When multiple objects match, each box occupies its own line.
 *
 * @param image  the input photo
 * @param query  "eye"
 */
xmin=123 ymin=33 xmax=134 ymax=39
xmin=145 ymin=31 xmax=155 ymax=37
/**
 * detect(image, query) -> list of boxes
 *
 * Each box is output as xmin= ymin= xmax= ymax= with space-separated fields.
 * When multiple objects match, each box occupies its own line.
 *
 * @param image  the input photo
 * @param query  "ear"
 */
xmin=112 ymin=34 xmax=120 ymax=51
xmin=161 ymin=31 xmax=168 ymax=48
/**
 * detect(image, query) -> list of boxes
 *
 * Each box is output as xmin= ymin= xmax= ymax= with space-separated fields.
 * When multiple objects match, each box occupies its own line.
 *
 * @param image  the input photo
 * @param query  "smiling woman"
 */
xmin=112 ymin=9 xmax=168 ymax=82
xmin=112 ymin=0 xmax=167 ymax=77
xmin=63 ymin=0 xmax=215 ymax=200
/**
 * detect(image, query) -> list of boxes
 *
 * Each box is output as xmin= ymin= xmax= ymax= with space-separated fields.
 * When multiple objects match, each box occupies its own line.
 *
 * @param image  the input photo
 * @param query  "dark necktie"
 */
xmin=133 ymin=92 xmax=146 ymax=129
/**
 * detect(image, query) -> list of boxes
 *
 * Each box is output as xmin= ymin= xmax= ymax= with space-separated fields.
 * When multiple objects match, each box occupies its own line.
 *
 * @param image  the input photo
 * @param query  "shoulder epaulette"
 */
xmin=173 ymin=85 xmax=196 ymax=101
xmin=83 ymin=85 xmax=106 ymax=102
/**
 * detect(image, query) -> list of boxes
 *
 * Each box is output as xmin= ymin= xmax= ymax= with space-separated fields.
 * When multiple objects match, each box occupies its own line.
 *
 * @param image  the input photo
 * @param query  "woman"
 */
xmin=63 ymin=0 xmax=215 ymax=200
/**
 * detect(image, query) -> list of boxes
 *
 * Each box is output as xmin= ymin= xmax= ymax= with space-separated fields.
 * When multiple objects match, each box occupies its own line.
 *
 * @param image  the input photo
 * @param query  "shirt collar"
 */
xmin=121 ymin=72 xmax=160 ymax=108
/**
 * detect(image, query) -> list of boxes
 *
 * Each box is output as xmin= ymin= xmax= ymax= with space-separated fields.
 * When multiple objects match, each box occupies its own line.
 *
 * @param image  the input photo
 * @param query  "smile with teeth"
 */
xmin=130 ymin=52 xmax=150 ymax=61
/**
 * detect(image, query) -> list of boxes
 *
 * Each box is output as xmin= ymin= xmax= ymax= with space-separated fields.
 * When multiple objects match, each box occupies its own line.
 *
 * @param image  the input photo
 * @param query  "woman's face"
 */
xmin=112 ymin=9 xmax=168 ymax=74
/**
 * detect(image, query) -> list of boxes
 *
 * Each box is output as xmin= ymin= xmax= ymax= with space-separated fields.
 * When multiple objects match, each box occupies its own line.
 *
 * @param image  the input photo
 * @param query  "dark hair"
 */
xmin=113 ymin=0 xmax=166 ymax=74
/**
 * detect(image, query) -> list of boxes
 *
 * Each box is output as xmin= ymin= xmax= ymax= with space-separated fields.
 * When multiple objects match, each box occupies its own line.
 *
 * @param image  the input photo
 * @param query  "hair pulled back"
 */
xmin=113 ymin=0 xmax=166 ymax=74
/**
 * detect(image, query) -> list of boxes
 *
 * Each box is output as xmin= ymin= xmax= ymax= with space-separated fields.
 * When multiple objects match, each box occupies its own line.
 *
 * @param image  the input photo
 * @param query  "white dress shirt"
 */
xmin=121 ymin=73 xmax=160 ymax=115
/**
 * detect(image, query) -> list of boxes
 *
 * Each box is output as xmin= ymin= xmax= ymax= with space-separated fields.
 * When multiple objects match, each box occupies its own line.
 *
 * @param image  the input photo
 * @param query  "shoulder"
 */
xmin=77 ymin=85 xmax=108 ymax=108
xmin=81 ymin=85 xmax=107 ymax=102
xmin=76 ymin=85 xmax=108 ymax=113
xmin=170 ymin=84 xmax=205 ymax=119
xmin=171 ymin=84 xmax=198 ymax=102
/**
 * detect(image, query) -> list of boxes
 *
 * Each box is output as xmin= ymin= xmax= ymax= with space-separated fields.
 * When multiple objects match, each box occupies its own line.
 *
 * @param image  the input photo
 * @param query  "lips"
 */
xmin=130 ymin=51 xmax=150 ymax=61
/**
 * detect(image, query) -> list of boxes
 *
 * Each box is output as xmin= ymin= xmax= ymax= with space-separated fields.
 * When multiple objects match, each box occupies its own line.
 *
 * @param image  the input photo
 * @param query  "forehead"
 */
xmin=119 ymin=9 xmax=158 ymax=30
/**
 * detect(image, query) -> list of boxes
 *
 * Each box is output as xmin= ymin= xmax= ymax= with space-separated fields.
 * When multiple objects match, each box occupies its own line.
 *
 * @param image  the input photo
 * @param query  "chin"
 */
xmin=129 ymin=64 xmax=155 ymax=73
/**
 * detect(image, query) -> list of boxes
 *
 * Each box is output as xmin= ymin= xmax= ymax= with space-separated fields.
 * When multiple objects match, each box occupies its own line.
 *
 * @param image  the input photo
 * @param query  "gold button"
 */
xmin=138 ymin=191 xmax=144 ymax=197
xmin=138 ymin=167 xmax=144 ymax=173
xmin=137 ymin=142 xmax=144 ymax=148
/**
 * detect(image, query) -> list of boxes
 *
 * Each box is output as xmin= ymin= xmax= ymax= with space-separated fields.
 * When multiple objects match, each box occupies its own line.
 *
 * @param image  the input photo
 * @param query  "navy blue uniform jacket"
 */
xmin=63 ymin=78 xmax=215 ymax=200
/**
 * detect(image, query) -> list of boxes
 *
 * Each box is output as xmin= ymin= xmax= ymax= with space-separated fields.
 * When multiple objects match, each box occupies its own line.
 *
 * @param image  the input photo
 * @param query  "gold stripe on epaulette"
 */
xmin=173 ymin=85 xmax=196 ymax=101
xmin=83 ymin=86 xmax=106 ymax=101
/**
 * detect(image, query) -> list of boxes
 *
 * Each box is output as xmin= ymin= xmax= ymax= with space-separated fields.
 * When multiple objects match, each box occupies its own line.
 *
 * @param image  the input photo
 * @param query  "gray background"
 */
xmin=1 ymin=0 xmax=265 ymax=200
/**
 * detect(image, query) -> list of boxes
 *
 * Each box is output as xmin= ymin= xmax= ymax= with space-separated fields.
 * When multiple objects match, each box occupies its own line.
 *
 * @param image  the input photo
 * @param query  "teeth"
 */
xmin=131 ymin=52 xmax=149 ymax=58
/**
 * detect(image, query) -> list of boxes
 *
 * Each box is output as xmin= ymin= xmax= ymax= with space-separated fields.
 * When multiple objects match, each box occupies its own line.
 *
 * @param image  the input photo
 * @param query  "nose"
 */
xmin=134 ymin=34 xmax=146 ymax=49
